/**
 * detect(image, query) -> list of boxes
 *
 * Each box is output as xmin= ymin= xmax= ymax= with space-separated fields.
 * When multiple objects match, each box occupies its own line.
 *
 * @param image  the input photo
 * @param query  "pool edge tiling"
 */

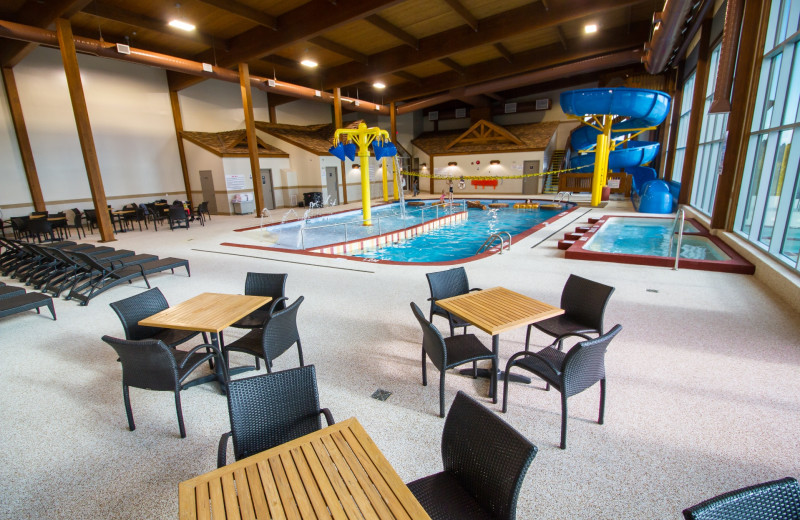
xmin=565 ymin=216 xmax=756 ymax=274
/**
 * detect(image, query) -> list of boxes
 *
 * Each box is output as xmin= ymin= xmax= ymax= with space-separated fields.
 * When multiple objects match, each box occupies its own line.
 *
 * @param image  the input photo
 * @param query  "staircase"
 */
xmin=543 ymin=149 xmax=565 ymax=194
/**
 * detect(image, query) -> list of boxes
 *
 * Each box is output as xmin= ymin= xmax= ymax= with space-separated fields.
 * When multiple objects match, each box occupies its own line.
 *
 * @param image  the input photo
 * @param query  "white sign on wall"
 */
xmin=225 ymin=174 xmax=247 ymax=190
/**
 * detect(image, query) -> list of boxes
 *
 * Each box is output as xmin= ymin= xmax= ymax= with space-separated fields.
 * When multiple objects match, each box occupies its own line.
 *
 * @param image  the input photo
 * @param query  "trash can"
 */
xmin=303 ymin=192 xmax=322 ymax=207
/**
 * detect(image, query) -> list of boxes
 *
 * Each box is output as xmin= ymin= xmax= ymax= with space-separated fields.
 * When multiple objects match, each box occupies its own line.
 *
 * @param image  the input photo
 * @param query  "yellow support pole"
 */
xmin=359 ymin=150 xmax=372 ymax=225
xmin=392 ymin=160 xmax=399 ymax=200
xmin=382 ymin=158 xmax=389 ymax=201
xmin=591 ymin=116 xmax=614 ymax=207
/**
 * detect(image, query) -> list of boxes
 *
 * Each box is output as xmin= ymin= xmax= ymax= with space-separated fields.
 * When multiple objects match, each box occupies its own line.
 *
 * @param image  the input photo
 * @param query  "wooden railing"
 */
xmin=558 ymin=172 xmax=631 ymax=194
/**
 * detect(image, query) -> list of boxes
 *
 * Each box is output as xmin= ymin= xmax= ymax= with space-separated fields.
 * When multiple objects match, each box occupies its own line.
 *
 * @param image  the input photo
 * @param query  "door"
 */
xmin=522 ymin=160 xmax=541 ymax=195
xmin=199 ymin=170 xmax=217 ymax=214
xmin=261 ymin=169 xmax=275 ymax=210
xmin=325 ymin=166 xmax=339 ymax=205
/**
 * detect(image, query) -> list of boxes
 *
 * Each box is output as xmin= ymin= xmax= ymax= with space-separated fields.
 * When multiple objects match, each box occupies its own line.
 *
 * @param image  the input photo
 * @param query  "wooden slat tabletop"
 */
xmin=138 ymin=293 xmax=271 ymax=334
xmin=179 ymin=417 xmax=430 ymax=520
xmin=436 ymin=286 xmax=564 ymax=336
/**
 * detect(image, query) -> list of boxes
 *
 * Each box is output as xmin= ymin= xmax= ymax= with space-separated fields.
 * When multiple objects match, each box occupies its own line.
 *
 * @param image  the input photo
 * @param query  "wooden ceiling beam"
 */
xmin=392 ymin=70 xmax=422 ymax=85
xmin=193 ymin=0 xmax=277 ymax=30
xmin=387 ymin=24 xmax=647 ymax=102
xmin=309 ymin=36 xmax=368 ymax=65
xmin=439 ymin=57 xmax=466 ymax=75
xmin=556 ymin=26 xmax=568 ymax=50
xmin=322 ymin=0 xmax=646 ymax=90
xmin=168 ymin=0 xmax=404 ymax=91
xmin=0 ymin=0 xmax=92 ymax=66
xmin=494 ymin=43 xmax=513 ymax=63
xmin=87 ymin=1 xmax=215 ymax=47
xmin=442 ymin=0 xmax=478 ymax=31
xmin=364 ymin=14 xmax=418 ymax=50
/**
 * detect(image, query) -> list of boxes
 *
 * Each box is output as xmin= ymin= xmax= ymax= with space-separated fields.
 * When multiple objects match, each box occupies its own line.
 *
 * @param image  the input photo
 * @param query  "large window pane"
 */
xmin=740 ymin=134 xmax=769 ymax=235
xmin=758 ymin=131 xmax=793 ymax=246
xmin=670 ymin=73 xmax=696 ymax=181
xmin=780 ymin=167 xmax=800 ymax=263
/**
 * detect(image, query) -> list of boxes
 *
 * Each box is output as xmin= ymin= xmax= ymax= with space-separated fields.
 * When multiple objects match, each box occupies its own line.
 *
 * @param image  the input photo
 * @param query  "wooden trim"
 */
xmin=239 ymin=62 xmax=264 ymax=217
xmin=662 ymin=63 xmax=683 ymax=181
xmin=56 ymin=18 xmax=114 ymax=242
xmin=169 ymin=90 xmax=194 ymax=209
xmin=712 ymin=0 xmax=771 ymax=230
xmin=678 ymin=16 xmax=713 ymax=206
xmin=1 ymin=66 xmax=45 ymax=211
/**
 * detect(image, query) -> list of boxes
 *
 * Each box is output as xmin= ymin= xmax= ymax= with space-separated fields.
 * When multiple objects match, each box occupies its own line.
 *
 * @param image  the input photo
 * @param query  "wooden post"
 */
xmin=169 ymin=90 xmax=193 ymax=209
xmin=662 ymin=64 xmax=683 ymax=181
xmin=678 ymin=16 xmax=713 ymax=206
xmin=430 ymin=157 xmax=435 ymax=194
xmin=711 ymin=0 xmax=770 ymax=230
xmin=390 ymin=102 xmax=399 ymax=200
xmin=334 ymin=87 xmax=347 ymax=204
xmin=55 ymin=19 xmax=114 ymax=242
xmin=2 ymin=66 xmax=45 ymax=212
xmin=239 ymin=63 xmax=264 ymax=217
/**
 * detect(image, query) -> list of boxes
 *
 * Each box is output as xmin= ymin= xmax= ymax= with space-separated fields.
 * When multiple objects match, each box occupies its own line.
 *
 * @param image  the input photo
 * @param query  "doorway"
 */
xmin=522 ymin=160 xmax=541 ymax=195
xmin=325 ymin=166 xmax=339 ymax=205
xmin=261 ymin=169 xmax=275 ymax=210
xmin=199 ymin=170 xmax=217 ymax=214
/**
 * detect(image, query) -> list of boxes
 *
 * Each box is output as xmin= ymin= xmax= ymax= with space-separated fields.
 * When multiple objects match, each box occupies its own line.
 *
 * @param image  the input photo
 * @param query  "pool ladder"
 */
xmin=476 ymin=231 xmax=512 ymax=255
xmin=554 ymin=191 xmax=571 ymax=203
xmin=669 ymin=207 xmax=686 ymax=270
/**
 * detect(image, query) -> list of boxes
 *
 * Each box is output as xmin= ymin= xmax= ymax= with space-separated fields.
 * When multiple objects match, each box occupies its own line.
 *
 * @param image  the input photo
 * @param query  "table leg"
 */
xmin=458 ymin=333 xmax=532 ymax=401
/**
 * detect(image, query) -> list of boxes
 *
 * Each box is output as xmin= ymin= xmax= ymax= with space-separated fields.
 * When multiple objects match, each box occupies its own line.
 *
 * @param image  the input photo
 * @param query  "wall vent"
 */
xmin=116 ymin=43 xmax=131 ymax=55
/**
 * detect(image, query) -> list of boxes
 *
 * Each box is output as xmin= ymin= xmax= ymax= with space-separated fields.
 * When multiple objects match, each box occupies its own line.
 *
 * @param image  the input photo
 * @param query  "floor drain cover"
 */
xmin=371 ymin=389 xmax=392 ymax=401
xmin=646 ymin=289 xmax=659 ymax=293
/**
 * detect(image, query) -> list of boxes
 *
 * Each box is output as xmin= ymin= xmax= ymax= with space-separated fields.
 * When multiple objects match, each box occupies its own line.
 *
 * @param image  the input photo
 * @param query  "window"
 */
xmin=734 ymin=0 xmax=800 ymax=270
xmin=670 ymin=72 xmax=696 ymax=182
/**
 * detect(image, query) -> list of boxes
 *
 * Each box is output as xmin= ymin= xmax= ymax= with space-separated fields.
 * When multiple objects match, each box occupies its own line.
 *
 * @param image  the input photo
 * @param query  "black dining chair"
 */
xmin=407 ymin=391 xmax=538 ymax=520
xmin=682 ymin=477 xmax=800 ymax=519
xmin=231 ymin=272 xmax=288 ymax=331
xmin=426 ymin=266 xmax=481 ymax=336
xmin=217 ymin=364 xmax=334 ymax=467
xmin=168 ymin=204 xmax=190 ymax=230
xmin=101 ymin=335 xmax=221 ymax=438
xmin=70 ymin=209 xmax=85 ymax=239
xmin=503 ymin=325 xmax=623 ymax=449
xmin=410 ymin=301 xmax=496 ymax=418
xmin=524 ymin=274 xmax=615 ymax=351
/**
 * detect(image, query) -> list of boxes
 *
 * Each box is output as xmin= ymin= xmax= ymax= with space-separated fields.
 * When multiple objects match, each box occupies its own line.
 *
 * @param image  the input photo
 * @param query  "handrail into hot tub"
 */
xmin=670 ymin=207 xmax=686 ymax=270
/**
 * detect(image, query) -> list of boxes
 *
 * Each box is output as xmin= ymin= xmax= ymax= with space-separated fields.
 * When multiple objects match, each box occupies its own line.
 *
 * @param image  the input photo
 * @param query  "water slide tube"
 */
xmin=560 ymin=88 xmax=675 ymax=213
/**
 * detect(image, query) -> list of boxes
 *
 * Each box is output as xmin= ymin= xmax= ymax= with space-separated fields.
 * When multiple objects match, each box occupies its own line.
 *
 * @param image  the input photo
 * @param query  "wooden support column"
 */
xmin=2 ymin=66 xmax=45 ymax=212
xmin=55 ymin=19 xmax=114 ymax=242
xmin=711 ymin=0 xmax=770 ymax=230
xmin=429 ymin=157 xmax=435 ymax=194
xmin=239 ymin=63 xmax=264 ymax=217
xmin=662 ymin=64 xmax=683 ymax=181
xmin=678 ymin=16 xmax=713 ymax=206
xmin=390 ymin=102 xmax=399 ymax=199
xmin=267 ymin=93 xmax=277 ymax=123
xmin=169 ymin=90 xmax=194 ymax=209
xmin=334 ymin=87 xmax=347 ymax=204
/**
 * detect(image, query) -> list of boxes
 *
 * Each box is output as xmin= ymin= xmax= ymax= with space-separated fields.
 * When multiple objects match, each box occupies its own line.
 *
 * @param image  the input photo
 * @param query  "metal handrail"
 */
xmin=669 ymin=207 xmax=686 ymax=270
xmin=298 ymin=221 xmax=350 ymax=250
xmin=476 ymin=231 xmax=511 ymax=255
xmin=554 ymin=191 xmax=571 ymax=203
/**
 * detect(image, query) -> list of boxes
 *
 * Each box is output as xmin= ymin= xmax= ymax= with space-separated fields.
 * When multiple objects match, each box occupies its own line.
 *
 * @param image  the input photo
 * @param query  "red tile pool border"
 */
xmin=564 ymin=215 xmax=755 ymax=274
xmin=222 ymin=202 xmax=578 ymax=265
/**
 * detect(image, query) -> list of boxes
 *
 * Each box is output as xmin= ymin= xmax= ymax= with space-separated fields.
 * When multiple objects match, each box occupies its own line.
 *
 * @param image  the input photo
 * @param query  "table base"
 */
xmin=458 ymin=368 xmax=532 ymax=385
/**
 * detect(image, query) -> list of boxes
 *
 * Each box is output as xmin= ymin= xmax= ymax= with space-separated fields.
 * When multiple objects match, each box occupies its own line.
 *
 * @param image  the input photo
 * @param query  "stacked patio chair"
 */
xmin=0 ymin=285 xmax=56 ymax=321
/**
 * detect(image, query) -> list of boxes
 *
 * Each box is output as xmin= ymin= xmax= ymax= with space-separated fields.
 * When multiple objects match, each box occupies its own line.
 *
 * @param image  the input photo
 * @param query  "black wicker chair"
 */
xmin=101 ymin=335 xmax=221 ymax=438
xmin=196 ymin=201 xmax=211 ymax=223
xmin=222 ymin=296 xmax=304 ymax=373
xmin=231 ymin=272 xmax=288 ymax=330
xmin=411 ymin=301 xmax=496 ymax=418
xmin=683 ymin=477 xmax=800 ymax=519
xmin=426 ymin=266 xmax=481 ymax=336
xmin=69 ymin=209 xmax=85 ymax=239
xmin=27 ymin=218 xmax=56 ymax=243
xmin=525 ymin=274 xmax=615 ymax=351
xmin=407 ymin=391 xmax=537 ymax=520
xmin=109 ymin=287 xmax=209 ymax=347
xmin=168 ymin=204 xmax=190 ymax=230
xmin=503 ymin=325 xmax=623 ymax=449
xmin=217 ymin=364 xmax=334 ymax=467
xmin=83 ymin=209 xmax=97 ymax=234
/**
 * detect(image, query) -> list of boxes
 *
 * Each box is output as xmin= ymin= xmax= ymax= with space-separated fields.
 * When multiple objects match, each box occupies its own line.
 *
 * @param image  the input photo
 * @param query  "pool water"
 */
xmin=583 ymin=217 xmax=729 ymax=260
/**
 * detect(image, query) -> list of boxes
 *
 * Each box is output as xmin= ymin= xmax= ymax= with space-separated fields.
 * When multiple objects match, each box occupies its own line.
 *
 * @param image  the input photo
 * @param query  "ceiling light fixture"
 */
xmin=584 ymin=23 xmax=598 ymax=34
xmin=300 ymin=59 xmax=318 ymax=68
xmin=168 ymin=3 xmax=195 ymax=31
xmin=373 ymin=82 xmax=386 ymax=89
xmin=490 ymin=160 xmax=500 ymax=165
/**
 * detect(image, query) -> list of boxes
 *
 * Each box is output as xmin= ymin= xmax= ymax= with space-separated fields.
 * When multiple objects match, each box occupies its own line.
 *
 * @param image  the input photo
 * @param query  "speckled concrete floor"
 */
xmin=2 ymin=198 xmax=798 ymax=519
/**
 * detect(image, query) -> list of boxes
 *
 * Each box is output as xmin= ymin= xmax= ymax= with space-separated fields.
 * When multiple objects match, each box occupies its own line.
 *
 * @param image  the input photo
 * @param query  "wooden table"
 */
xmin=179 ymin=417 xmax=430 ymax=520
xmin=139 ymin=293 xmax=271 ymax=391
xmin=436 ymin=287 xmax=564 ymax=403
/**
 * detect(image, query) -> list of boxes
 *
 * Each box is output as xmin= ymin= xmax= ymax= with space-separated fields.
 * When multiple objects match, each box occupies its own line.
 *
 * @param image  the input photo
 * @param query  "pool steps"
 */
xmin=558 ymin=220 xmax=601 ymax=250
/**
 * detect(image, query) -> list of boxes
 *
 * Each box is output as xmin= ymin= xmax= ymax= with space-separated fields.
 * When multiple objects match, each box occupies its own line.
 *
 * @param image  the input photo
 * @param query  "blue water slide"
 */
xmin=560 ymin=87 xmax=674 ymax=213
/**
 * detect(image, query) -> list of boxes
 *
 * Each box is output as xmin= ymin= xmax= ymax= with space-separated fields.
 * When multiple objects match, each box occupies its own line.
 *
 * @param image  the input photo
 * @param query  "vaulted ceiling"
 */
xmin=0 ymin=0 xmax=671 ymax=111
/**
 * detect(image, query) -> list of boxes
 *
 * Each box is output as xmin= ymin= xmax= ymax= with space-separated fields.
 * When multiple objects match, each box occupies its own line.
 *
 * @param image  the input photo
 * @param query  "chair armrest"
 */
xmin=180 ymin=343 xmax=229 ymax=381
xmin=505 ymin=350 xmax=561 ymax=376
xmin=217 ymin=432 xmax=231 ymax=468
xmin=319 ymin=408 xmax=335 ymax=426
xmin=469 ymin=287 xmax=482 ymax=292
xmin=268 ymin=296 xmax=288 ymax=315
xmin=549 ymin=332 xmax=593 ymax=348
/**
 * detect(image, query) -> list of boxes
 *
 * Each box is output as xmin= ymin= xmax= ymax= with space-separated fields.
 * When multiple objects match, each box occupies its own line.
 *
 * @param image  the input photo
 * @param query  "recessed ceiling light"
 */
xmin=584 ymin=24 xmax=598 ymax=34
xmin=373 ymin=82 xmax=386 ymax=89
xmin=300 ymin=59 xmax=318 ymax=68
xmin=168 ymin=19 xmax=196 ymax=31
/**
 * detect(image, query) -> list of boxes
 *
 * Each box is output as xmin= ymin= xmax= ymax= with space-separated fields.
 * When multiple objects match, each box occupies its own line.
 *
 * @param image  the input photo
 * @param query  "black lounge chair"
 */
xmin=683 ymin=477 xmax=800 ymax=519
xmin=139 ymin=257 xmax=191 ymax=277
xmin=407 ymin=391 xmax=537 ymax=520
xmin=0 ymin=292 xmax=56 ymax=320
xmin=66 ymin=251 xmax=151 ymax=305
xmin=0 ymin=285 xmax=26 ymax=300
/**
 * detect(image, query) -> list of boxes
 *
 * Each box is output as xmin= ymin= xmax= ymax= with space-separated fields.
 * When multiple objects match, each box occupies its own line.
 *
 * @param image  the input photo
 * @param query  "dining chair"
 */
xmin=168 ymin=205 xmax=190 ymax=230
xmin=682 ymin=477 xmax=800 ymax=519
xmin=196 ymin=201 xmax=211 ymax=222
xmin=70 ymin=209 xmax=85 ymax=239
xmin=410 ymin=301 xmax=496 ymax=418
xmin=230 ymin=272 xmax=288 ymax=331
xmin=27 ymin=218 xmax=55 ymax=243
xmin=222 ymin=296 xmax=305 ymax=373
xmin=217 ymin=364 xmax=334 ymax=467
xmin=426 ymin=266 xmax=481 ymax=336
xmin=101 ymin=335 xmax=221 ymax=438
xmin=502 ymin=325 xmax=623 ymax=449
xmin=407 ymin=391 xmax=537 ymax=520
xmin=524 ymin=274 xmax=615 ymax=351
